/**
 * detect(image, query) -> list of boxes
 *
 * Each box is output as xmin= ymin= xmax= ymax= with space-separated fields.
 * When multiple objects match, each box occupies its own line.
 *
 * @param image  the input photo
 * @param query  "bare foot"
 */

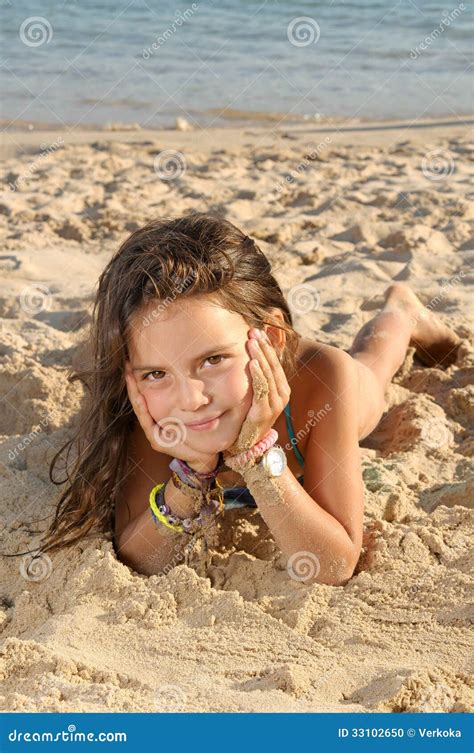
xmin=382 ymin=282 xmax=462 ymax=368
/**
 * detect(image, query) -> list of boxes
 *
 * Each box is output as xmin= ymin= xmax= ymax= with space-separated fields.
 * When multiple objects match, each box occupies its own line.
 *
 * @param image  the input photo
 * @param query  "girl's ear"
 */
xmin=263 ymin=309 xmax=286 ymax=358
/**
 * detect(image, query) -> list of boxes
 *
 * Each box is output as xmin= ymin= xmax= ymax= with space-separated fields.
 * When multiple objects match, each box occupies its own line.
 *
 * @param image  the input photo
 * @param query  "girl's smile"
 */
xmin=184 ymin=410 xmax=227 ymax=430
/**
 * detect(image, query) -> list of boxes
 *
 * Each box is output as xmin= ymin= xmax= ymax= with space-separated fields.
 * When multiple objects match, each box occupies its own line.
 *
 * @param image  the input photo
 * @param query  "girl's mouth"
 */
xmin=185 ymin=411 xmax=226 ymax=431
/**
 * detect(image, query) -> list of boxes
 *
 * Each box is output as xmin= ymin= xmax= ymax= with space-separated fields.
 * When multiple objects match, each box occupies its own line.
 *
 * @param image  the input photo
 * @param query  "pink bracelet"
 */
xmin=225 ymin=429 xmax=278 ymax=471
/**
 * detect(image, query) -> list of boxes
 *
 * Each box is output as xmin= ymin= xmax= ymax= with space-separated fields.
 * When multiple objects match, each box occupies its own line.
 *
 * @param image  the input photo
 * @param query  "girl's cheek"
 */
xmin=225 ymin=366 xmax=252 ymax=405
xmin=221 ymin=361 xmax=253 ymax=417
xmin=144 ymin=394 xmax=167 ymax=424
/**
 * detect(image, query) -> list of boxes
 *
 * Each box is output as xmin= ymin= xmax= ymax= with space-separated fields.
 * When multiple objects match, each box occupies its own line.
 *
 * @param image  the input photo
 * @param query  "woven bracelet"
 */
xmin=149 ymin=480 xmax=224 ymax=536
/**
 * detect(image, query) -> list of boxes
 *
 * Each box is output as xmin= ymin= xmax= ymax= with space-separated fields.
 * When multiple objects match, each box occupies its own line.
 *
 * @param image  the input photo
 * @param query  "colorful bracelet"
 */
xmin=170 ymin=470 xmax=224 ymax=513
xmin=169 ymin=451 xmax=225 ymax=490
xmin=224 ymin=429 xmax=278 ymax=472
xmin=149 ymin=480 xmax=225 ymax=536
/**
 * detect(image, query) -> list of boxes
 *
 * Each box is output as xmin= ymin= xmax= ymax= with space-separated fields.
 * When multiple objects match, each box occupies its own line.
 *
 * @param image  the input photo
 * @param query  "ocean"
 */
xmin=1 ymin=0 xmax=472 ymax=129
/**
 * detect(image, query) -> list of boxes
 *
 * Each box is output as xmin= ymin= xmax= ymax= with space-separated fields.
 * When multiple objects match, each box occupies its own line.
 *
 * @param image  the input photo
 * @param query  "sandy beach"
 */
xmin=0 ymin=118 xmax=473 ymax=712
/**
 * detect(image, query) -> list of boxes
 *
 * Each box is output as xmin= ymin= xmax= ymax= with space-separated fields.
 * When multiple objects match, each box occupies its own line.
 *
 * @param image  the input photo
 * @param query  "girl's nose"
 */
xmin=175 ymin=377 xmax=210 ymax=412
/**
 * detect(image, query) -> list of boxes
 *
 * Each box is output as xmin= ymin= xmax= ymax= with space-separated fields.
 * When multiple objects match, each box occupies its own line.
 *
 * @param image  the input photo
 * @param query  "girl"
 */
xmin=38 ymin=213 xmax=461 ymax=585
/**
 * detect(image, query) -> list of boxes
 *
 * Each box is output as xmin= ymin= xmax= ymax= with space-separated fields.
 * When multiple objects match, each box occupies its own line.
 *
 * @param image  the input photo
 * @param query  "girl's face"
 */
xmin=127 ymin=295 xmax=254 ymax=455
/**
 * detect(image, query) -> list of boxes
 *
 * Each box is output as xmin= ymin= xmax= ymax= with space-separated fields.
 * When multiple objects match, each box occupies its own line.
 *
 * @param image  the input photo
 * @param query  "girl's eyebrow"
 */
xmin=132 ymin=342 xmax=240 ymax=371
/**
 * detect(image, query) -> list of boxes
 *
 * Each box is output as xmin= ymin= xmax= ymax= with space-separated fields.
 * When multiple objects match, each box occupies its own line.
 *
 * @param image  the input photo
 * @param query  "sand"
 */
xmin=0 ymin=118 xmax=473 ymax=713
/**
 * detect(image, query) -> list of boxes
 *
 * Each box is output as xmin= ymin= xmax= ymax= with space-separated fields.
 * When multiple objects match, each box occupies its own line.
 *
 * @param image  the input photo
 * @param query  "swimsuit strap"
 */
xmin=284 ymin=400 xmax=305 ymax=469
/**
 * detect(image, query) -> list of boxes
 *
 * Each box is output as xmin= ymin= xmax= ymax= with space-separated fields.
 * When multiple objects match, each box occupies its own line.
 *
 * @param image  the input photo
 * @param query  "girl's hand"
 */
xmin=124 ymin=361 xmax=220 ymax=474
xmin=224 ymin=328 xmax=291 ymax=459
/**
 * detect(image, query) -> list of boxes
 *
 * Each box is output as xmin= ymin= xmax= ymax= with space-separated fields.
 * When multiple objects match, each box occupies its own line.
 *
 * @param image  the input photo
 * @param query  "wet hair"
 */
xmin=25 ymin=212 xmax=302 ymax=556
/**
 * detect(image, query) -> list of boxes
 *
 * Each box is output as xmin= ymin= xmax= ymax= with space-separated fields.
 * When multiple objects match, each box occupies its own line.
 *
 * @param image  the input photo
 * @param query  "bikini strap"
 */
xmin=284 ymin=401 xmax=305 ymax=469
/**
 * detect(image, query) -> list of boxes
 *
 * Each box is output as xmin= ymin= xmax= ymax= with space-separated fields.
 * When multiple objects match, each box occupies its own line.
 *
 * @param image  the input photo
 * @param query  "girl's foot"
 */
xmin=382 ymin=283 xmax=462 ymax=368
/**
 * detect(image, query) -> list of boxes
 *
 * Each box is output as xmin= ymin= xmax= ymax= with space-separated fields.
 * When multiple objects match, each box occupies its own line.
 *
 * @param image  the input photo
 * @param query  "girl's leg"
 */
xmin=347 ymin=283 xmax=461 ymax=434
xmin=347 ymin=309 xmax=409 ymax=393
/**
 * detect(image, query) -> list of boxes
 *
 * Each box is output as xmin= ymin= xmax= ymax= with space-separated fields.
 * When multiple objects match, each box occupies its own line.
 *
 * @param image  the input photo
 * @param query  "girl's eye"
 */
xmin=143 ymin=370 xmax=165 ymax=382
xmin=143 ymin=355 xmax=226 ymax=382
xmin=206 ymin=355 xmax=225 ymax=365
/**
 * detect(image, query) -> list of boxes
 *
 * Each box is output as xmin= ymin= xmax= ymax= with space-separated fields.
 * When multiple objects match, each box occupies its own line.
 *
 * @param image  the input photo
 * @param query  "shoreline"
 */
xmin=1 ymin=114 xmax=473 ymax=161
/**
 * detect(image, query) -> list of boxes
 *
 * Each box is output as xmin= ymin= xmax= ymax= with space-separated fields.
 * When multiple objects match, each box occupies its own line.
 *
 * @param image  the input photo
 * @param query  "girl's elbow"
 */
xmin=286 ymin=544 xmax=360 ymax=587
xmin=329 ymin=544 xmax=361 ymax=585
xmin=317 ymin=560 xmax=355 ymax=586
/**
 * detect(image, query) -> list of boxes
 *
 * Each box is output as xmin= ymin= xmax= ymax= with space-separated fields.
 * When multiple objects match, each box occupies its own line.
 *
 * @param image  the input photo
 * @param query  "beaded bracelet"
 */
xmin=149 ymin=480 xmax=224 ymax=536
xmin=225 ymin=428 xmax=278 ymax=472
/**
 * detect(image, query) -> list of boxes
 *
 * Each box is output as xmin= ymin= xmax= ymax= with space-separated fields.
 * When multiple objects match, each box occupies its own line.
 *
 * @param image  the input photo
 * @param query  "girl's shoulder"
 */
xmin=296 ymin=336 xmax=352 ymax=365
xmin=286 ymin=337 xmax=358 ymax=455
xmin=291 ymin=337 xmax=356 ymax=398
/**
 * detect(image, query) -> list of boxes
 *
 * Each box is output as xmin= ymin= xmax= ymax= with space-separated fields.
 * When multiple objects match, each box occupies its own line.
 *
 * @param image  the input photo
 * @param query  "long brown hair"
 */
xmin=22 ymin=213 xmax=302 ymax=556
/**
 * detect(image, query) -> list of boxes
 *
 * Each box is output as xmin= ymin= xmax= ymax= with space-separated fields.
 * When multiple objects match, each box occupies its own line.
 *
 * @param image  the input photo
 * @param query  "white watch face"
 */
xmin=264 ymin=447 xmax=287 ymax=476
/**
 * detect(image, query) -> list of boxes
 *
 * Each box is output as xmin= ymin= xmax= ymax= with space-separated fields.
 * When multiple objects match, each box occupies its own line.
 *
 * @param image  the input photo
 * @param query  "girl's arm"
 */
xmin=241 ymin=347 xmax=364 ymax=586
xmin=118 ymin=362 xmax=222 ymax=575
xmin=117 ymin=473 xmax=206 ymax=576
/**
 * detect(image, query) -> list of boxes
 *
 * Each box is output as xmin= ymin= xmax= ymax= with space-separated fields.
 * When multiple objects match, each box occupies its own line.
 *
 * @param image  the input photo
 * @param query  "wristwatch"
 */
xmin=255 ymin=444 xmax=287 ymax=477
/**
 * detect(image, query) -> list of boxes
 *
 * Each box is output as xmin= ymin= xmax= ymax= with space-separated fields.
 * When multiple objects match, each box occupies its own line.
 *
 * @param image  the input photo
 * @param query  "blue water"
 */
xmin=1 ymin=0 xmax=472 ymax=129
